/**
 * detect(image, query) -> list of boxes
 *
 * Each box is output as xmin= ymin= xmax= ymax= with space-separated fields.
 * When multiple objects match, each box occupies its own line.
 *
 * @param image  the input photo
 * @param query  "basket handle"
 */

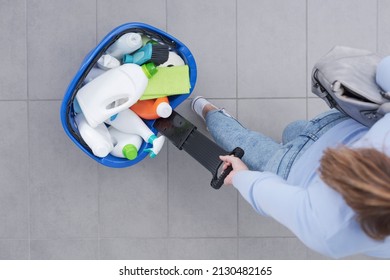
xmin=210 ymin=147 xmax=245 ymax=189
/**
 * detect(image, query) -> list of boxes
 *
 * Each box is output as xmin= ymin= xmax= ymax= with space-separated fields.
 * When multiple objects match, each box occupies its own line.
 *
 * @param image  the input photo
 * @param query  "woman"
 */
xmin=191 ymin=96 xmax=390 ymax=259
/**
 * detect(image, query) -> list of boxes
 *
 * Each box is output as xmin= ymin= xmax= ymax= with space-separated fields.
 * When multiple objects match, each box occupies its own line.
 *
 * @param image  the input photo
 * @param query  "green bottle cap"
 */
xmin=146 ymin=40 xmax=158 ymax=45
xmin=141 ymin=62 xmax=158 ymax=78
xmin=122 ymin=144 xmax=138 ymax=160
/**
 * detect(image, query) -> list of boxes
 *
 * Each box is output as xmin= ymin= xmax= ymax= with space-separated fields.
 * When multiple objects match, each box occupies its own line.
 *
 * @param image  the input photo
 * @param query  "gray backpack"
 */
xmin=311 ymin=46 xmax=390 ymax=127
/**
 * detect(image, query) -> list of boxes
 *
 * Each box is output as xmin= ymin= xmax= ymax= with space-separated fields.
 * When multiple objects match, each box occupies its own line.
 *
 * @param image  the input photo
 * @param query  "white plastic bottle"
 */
xmin=108 ymin=127 xmax=143 ymax=160
xmin=105 ymin=108 xmax=165 ymax=158
xmin=106 ymin=33 xmax=143 ymax=59
xmin=97 ymin=54 xmax=121 ymax=70
xmin=83 ymin=67 xmax=106 ymax=84
xmin=130 ymin=97 xmax=172 ymax=120
xmin=75 ymin=113 xmax=113 ymax=158
xmin=160 ymin=51 xmax=185 ymax=67
xmin=76 ymin=62 xmax=157 ymax=128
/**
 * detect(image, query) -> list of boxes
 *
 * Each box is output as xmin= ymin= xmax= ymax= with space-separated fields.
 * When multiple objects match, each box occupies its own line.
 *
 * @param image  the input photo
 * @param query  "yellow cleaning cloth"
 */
xmin=140 ymin=65 xmax=191 ymax=100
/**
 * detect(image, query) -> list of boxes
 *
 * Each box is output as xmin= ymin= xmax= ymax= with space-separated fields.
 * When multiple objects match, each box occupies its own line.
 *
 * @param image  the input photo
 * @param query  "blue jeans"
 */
xmin=206 ymin=109 xmax=349 ymax=180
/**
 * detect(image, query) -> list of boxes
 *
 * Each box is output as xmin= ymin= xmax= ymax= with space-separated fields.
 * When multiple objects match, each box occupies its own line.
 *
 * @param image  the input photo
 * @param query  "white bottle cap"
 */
xmin=93 ymin=144 xmax=112 ymax=158
xmin=156 ymin=102 xmax=173 ymax=118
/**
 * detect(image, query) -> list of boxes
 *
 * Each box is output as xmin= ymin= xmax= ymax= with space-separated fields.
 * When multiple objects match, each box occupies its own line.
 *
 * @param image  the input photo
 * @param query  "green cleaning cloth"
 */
xmin=140 ymin=65 xmax=191 ymax=100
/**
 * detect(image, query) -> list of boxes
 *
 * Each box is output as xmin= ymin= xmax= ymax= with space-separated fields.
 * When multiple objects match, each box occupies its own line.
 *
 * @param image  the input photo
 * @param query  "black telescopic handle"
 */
xmin=210 ymin=147 xmax=245 ymax=189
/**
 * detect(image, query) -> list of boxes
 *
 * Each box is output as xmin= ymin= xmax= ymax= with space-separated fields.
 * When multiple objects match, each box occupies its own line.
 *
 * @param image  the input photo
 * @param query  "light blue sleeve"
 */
xmin=231 ymin=170 xmax=390 ymax=258
xmin=232 ymin=170 xmax=318 ymax=239
xmin=352 ymin=112 xmax=390 ymax=155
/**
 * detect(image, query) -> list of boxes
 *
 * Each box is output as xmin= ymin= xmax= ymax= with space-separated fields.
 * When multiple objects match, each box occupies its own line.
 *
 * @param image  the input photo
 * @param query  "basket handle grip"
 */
xmin=210 ymin=147 xmax=245 ymax=189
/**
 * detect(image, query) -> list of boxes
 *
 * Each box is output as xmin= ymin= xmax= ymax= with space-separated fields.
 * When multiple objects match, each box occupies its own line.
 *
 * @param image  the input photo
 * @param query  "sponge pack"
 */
xmin=140 ymin=65 xmax=191 ymax=100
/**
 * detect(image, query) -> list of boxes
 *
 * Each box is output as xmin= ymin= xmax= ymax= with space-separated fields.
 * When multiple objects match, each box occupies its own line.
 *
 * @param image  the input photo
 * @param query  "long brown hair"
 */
xmin=320 ymin=146 xmax=390 ymax=240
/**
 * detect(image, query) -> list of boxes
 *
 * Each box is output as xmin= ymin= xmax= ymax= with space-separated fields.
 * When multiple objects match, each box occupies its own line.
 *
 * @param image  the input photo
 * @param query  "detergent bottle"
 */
xmin=130 ymin=96 xmax=172 ymax=120
xmin=105 ymin=108 xmax=165 ymax=158
xmin=76 ymin=62 xmax=157 ymax=128
xmin=75 ymin=113 xmax=113 ymax=158
xmin=108 ymin=127 xmax=143 ymax=160
xmin=106 ymin=32 xmax=143 ymax=59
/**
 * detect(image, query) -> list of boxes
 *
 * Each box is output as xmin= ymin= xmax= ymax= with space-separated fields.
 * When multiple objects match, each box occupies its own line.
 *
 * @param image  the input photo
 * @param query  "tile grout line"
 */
xmin=25 ymin=0 xmax=31 ymax=260
xmin=166 ymin=0 xmax=170 ymax=240
xmin=166 ymin=0 xmax=168 ymax=32
xmin=235 ymin=0 xmax=240 ymax=259
xmin=305 ymin=0 xmax=309 ymax=259
xmin=305 ymin=0 xmax=309 ymax=121
xmin=165 ymin=120 xmax=170 ymax=238
xmin=0 ymin=236 xmax=297 ymax=241
xmin=376 ymin=0 xmax=379 ymax=53
xmin=96 ymin=0 xmax=98 ymax=46
xmin=96 ymin=162 xmax=101 ymax=260
xmin=235 ymin=0 xmax=239 ymax=119
xmin=95 ymin=0 xmax=101 ymax=260
xmin=21 ymin=97 xmax=309 ymax=101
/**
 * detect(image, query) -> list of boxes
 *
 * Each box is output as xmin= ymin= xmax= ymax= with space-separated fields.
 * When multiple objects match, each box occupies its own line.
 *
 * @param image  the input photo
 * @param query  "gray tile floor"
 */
xmin=0 ymin=0 xmax=388 ymax=260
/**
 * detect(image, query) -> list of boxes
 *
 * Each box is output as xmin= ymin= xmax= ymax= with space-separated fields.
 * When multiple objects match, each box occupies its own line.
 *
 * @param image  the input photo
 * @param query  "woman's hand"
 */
xmin=219 ymin=155 xmax=249 ymax=185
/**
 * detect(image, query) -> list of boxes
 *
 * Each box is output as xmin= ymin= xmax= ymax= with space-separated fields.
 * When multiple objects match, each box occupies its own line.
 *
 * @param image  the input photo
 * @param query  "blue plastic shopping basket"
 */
xmin=60 ymin=22 xmax=197 ymax=168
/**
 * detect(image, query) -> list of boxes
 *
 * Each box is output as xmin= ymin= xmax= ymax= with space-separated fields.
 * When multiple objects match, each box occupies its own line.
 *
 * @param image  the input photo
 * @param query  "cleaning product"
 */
xmin=130 ymin=96 xmax=172 ymax=119
xmin=105 ymin=108 xmax=165 ymax=158
xmin=145 ymin=135 xmax=165 ymax=158
xmin=83 ymin=67 xmax=106 ymax=84
xmin=141 ymin=35 xmax=150 ymax=46
xmin=73 ymin=98 xmax=82 ymax=114
xmin=140 ymin=65 xmax=191 ymax=100
xmin=160 ymin=51 xmax=185 ymax=67
xmin=376 ymin=56 xmax=390 ymax=92
xmin=75 ymin=113 xmax=113 ymax=158
xmin=106 ymin=32 xmax=143 ymax=59
xmin=108 ymin=126 xmax=143 ymax=160
xmin=122 ymin=42 xmax=169 ymax=66
xmin=76 ymin=62 xmax=157 ymax=128
xmin=97 ymin=54 xmax=121 ymax=70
